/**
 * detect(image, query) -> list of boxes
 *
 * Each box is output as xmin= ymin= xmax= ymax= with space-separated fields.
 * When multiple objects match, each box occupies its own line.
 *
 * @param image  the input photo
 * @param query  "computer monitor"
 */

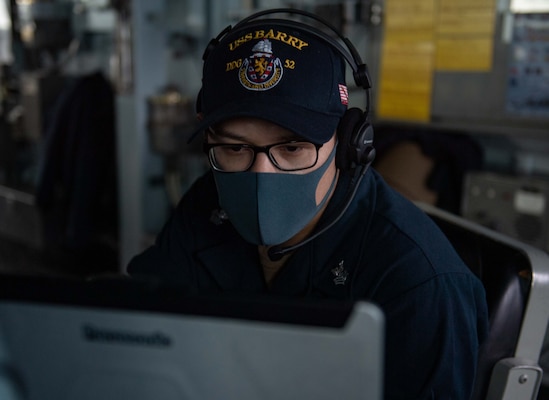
xmin=0 ymin=274 xmax=384 ymax=400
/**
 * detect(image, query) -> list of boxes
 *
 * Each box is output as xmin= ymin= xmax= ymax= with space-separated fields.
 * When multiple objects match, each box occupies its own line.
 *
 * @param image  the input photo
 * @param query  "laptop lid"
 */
xmin=0 ymin=275 xmax=384 ymax=400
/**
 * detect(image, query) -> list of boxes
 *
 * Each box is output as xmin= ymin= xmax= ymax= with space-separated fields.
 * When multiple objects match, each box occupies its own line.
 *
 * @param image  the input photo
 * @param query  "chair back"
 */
xmin=419 ymin=203 xmax=549 ymax=400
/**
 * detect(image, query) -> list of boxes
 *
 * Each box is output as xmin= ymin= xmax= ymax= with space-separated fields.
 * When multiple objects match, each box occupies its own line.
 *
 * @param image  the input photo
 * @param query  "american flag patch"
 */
xmin=339 ymin=84 xmax=348 ymax=105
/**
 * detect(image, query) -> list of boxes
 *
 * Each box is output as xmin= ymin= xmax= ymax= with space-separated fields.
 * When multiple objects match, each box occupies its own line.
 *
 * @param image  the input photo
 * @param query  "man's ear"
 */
xmin=196 ymin=112 xmax=204 ymax=122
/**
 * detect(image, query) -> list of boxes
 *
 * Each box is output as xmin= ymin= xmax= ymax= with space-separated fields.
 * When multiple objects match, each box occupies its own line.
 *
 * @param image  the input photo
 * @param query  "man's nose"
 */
xmin=250 ymin=152 xmax=278 ymax=173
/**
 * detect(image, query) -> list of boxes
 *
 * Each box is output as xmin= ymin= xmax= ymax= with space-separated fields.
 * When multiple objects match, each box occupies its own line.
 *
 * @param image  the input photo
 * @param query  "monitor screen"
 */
xmin=0 ymin=274 xmax=384 ymax=400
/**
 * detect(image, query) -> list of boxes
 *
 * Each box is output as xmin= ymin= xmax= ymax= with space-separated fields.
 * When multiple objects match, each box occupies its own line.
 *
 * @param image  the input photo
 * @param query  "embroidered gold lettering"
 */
xmin=286 ymin=36 xmax=308 ymax=50
xmin=264 ymin=29 xmax=276 ymax=39
xmin=284 ymin=59 xmax=296 ymax=69
xmin=226 ymin=59 xmax=242 ymax=71
xmin=229 ymin=33 xmax=253 ymax=51
xmin=275 ymin=32 xmax=286 ymax=42
xmin=229 ymin=30 xmax=309 ymax=51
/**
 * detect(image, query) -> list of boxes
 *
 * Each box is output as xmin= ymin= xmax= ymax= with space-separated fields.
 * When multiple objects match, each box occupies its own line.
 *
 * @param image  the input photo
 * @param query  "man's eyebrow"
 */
xmin=207 ymin=126 xmax=302 ymax=142
xmin=207 ymin=127 xmax=247 ymax=141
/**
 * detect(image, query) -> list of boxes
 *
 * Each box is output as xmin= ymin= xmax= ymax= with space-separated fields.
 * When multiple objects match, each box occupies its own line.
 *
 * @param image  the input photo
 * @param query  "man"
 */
xmin=128 ymin=9 xmax=488 ymax=399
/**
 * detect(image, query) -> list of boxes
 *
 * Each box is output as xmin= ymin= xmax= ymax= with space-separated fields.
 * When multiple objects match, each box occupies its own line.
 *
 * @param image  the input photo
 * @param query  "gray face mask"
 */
xmin=213 ymin=145 xmax=337 ymax=246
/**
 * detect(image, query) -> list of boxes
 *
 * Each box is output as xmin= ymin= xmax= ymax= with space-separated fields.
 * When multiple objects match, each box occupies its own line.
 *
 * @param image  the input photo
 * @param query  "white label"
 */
xmin=514 ymin=191 xmax=546 ymax=215
xmin=511 ymin=0 xmax=549 ymax=12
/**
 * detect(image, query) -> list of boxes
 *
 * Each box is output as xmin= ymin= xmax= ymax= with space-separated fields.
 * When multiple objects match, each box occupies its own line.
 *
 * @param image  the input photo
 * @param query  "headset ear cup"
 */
xmin=336 ymin=108 xmax=366 ymax=171
xmin=359 ymin=123 xmax=376 ymax=165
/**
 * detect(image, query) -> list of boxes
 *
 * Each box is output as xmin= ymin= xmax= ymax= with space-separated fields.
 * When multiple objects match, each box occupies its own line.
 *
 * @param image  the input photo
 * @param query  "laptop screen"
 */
xmin=0 ymin=274 xmax=384 ymax=400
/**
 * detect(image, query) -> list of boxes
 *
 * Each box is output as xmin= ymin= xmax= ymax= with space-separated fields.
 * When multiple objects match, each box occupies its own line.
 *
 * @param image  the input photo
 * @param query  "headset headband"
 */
xmin=203 ymin=8 xmax=372 ymax=92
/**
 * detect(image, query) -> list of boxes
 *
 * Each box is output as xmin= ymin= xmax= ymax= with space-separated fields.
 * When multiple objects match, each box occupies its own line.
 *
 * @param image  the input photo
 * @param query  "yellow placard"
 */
xmin=376 ymin=0 xmax=497 ymax=121
xmin=435 ymin=37 xmax=494 ymax=71
xmin=377 ymin=0 xmax=435 ymax=122
xmin=435 ymin=0 xmax=496 ymax=71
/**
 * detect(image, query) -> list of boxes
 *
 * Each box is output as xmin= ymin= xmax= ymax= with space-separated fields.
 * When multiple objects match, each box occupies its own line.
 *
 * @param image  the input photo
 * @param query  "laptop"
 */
xmin=0 ymin=274 xmax=384 ymax=400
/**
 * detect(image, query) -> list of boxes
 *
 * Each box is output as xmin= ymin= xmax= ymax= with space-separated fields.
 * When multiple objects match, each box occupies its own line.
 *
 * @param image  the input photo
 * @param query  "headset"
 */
xmin=200 ymin=8 xmax=376 ymax=260
xmin=198 ymin=8 xmax=376 ymax=173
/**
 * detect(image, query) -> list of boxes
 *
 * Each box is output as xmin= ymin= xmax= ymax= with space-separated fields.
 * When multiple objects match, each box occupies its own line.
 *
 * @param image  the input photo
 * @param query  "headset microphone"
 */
xmin=267 ymin=161 xmax=371 ymax=261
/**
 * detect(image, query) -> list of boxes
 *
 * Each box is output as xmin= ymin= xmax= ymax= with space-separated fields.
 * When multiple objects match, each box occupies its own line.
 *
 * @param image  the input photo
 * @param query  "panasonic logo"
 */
xmin=83 ymin=325 xmax=172 ymax=347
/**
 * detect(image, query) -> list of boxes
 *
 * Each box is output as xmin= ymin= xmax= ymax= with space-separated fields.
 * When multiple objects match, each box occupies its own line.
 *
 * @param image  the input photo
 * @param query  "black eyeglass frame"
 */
xmin=203 ymin=140 xmax=324 ymax=172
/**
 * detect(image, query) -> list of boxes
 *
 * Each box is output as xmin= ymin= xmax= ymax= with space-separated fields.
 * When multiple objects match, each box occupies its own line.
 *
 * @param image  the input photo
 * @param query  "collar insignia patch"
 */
xmin=331 ymin=260 xmax=348 ymax=286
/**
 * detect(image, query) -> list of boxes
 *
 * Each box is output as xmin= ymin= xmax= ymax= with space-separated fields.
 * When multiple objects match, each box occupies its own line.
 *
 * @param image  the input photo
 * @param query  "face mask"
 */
xmin=213 ymin=146 xmax=337 ymax=246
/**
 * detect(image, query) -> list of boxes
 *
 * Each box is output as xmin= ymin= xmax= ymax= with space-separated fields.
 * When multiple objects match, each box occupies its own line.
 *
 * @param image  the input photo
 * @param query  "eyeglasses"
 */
xmin=203 ymin=140 xmax=323 ymax=172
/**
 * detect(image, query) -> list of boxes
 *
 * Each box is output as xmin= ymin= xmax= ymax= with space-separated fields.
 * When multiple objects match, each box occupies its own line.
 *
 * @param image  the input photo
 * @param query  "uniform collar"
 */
xmin=195 ymin=240 xmax=315 ymax=295
xmin=195 ymin=240 xmax=265 ymax=292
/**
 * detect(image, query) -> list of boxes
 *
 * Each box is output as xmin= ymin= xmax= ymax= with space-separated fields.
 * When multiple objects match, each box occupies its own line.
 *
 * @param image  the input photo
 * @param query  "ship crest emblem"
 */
xmin=239 ymin=39 xmax=283 ymax=91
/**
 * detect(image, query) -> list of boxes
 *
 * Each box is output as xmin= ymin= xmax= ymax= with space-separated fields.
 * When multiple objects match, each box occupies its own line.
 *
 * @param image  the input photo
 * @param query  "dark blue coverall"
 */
xmin=128 ymin=168 xmax=489 ymax=399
